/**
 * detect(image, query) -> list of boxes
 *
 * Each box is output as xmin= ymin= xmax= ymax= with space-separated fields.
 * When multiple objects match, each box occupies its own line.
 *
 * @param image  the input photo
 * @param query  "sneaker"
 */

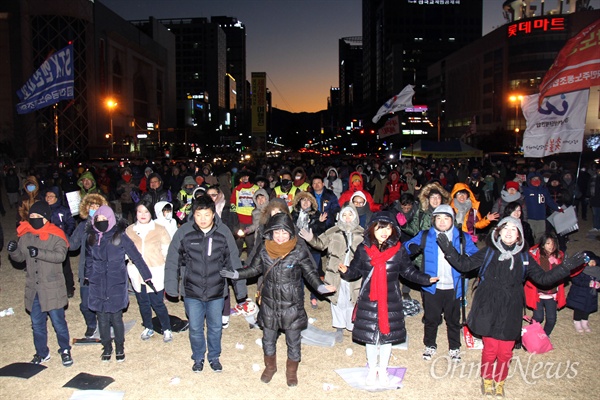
xmin=84 ymin=326 xmax=96 ymax=338
xmin=31 ymin=354 xmax=51 ymax=364
xmin=422 ymin=346 xmax=437 ymax=361
xmin=448 ymin=348 xmax=461 ymax=363
xmin=233 ymin=299 xmax=258 ymax=316
xmin=495 ymin=380 xmax=505 ymax=397
xmin=101 ymin=349 xmax=112 ymax=362
xmin=209 ymin=359 xmax=223 ymax=372
xmin=192 ymin=359 xmax=204 ymax=372
xmin=116 ymin=353 xmax=125 ymax=363
xmin=140 ymin=328 xmax=154 ymax=340
xmin=481 ymin=378 xmax=494 ymax=396
xmin=163 ymin=329 xmax=173 ymax=343
xmin=222 ymin=316 xmax=230 ymax=329
xmin=60 ymin=349 xmax=73 ymax=367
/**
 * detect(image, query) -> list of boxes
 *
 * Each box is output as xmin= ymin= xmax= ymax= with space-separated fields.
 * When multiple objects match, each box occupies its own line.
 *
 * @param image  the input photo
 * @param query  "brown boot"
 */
xmin=286 ymin=358 xmax=299 ymax=387
xmin=261 ymin=354 xmax=277 ymax=383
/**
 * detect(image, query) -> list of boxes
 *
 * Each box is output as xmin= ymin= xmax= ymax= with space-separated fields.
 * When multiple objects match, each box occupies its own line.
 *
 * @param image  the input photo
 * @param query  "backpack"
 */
xmin=478 ymin=247 xmax=528 ymax=283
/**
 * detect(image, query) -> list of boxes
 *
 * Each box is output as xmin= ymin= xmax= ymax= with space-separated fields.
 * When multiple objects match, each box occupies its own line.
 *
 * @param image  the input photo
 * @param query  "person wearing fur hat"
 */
xmin=85 ymin=205 xmax=153 ymax=363
xmin=403 ymin=181 xmax=449 ymax=237
xmin=339 ymin=211 xmax=438 ymax=386
xmin=405 ymin=205 xmax=478 ymax=364
xmin=68 ymin=193 xmax=108 ymax=338
xmin=450 ymin=183 xmax=499 ymax=243
xmin=45 ymin=187 xmax=76 ymax=298
xmin=16 ymin=175 xmax=43 ymax=227
xmin=300 ymin=204 xmax=364 ymax=337
xmin=436 ymin=216 xmax=586 ymax=397
xmin=7 ymin=201 xmax=72 ymax=366
xmin=221 ymin=213 xmax=336 ymax=386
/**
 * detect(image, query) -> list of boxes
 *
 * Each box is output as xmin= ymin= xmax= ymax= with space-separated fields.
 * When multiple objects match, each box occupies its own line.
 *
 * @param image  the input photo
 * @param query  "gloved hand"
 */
xmin=563 ymin=252 xmax=586 ymax=271
xmin=317 ymin=284 xmax=336 ymax=294
xmin=298 ymin=228 xmax=314 ymax=242
xmin=396 ymin=213 xmax=407 ymax=226
xmin=83 ymin=278 xmax=89 ymax=286
xmin=558 ymin=207 xmax=564 ymax=213
xmin=220 ymin=269 xmax=239 ymax=279
xmin=145 ymin=279 xmax=157 ymax=293
xmin=408 ymin=243 xmax=421 ymax=255
xmin=436 ymin=233 xmax=453 ymax=254
xmin=7 ymin=241 xmax=18 ymax=252
xmin=28 ymin=246 xmax=39 ymax=258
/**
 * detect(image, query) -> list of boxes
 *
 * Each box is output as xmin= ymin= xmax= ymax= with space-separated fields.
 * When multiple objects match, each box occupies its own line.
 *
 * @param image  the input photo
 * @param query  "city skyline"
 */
xmin=101 ymin=0 xmax=506 ymax=113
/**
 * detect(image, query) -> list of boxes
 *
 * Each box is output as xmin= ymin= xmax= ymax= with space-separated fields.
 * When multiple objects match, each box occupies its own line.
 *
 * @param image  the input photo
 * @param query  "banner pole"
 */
xmin=575 ymin=151 xmax=582 ymax=183
xmin=54 ymin=103 xmax=59 ymax=159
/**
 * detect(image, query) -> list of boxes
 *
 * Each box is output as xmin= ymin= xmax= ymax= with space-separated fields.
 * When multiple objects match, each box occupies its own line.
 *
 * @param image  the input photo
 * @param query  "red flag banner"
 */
xmin=539 ymin=19 xmax=600 ymax=104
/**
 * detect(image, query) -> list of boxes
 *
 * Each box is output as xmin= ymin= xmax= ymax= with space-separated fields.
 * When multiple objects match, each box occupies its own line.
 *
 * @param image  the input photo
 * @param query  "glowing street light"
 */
xmin=509 ymin=94 xmax=523 ymax=149
xmin=106 ymin=98 xmax=117 ymax=155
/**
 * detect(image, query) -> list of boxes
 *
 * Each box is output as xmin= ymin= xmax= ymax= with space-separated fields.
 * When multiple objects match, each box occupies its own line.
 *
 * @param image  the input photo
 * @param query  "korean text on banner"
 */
xmin=539 ymin=19 xmax=600 ymax=105
xmin=522 ymin=90 xmax=588 ymax=158
xmin=372 ymin=85 xmax=414 ymax=124
xmin=16 ymin=44 xmax=74 ymax=114
xmin=378 ymin=115 xmax=400 ymax=138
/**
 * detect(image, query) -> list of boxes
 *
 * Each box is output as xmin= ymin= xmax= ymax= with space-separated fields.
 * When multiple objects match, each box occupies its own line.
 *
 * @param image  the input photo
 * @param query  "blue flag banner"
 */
xmin=16 ymin=44 xmax=74 ymax=114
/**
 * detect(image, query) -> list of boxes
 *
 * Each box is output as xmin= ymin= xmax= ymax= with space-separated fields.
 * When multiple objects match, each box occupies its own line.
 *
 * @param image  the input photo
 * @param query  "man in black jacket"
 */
xmin=164 ymin=195 xmax=244 ymax=373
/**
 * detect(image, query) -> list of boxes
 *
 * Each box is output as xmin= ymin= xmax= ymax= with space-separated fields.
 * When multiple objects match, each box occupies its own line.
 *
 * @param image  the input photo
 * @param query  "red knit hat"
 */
xmin=505 ymin=181 xmax=520 ymax=191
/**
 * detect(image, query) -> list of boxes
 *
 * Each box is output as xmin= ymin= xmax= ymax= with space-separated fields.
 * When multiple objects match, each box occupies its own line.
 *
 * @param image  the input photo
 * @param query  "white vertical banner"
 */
xmin=522 ymin=90 xmax=588 ymax=158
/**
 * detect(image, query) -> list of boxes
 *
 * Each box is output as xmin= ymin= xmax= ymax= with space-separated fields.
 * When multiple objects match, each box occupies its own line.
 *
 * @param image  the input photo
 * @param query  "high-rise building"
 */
xmin=362 ymin=0 xmax=483 ymax=125
xmin=211 ymin=16 xmax=248 ymax=133
xmin=154 ymin=18 xmax=227 ymax=136
xmin=339 ymin=36 xmax=363 ymax=129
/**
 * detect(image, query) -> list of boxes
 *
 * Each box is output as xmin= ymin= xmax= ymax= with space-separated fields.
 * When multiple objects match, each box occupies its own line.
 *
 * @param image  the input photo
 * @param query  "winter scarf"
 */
xmin=364 ymin=242 xmax=401 ymax=335
xmin=265 ymin=237 xmax=298 ymax=259
xmin=491 ymin=216 xmax=524 ymax=270
xmin=17 ymin=221 xmax=69 ymax=246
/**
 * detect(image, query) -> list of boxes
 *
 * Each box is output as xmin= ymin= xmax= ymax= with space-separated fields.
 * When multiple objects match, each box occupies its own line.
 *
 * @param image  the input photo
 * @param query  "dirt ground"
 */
xmin=1 ymin=204 xmax=599 ymax=400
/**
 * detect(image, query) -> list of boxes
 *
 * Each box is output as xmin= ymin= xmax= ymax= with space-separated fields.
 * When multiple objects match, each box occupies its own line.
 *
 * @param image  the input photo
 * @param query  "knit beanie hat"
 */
xmin=29 ymin=201 xmax=52 ymax=221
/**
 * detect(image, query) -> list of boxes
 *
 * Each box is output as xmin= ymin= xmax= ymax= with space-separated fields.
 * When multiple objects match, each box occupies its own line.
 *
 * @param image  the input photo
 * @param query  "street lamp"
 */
xmin=509 ymin=94 xmax=523 ymax=150
xmin=106 ymin=98 xmax=117 ymax=156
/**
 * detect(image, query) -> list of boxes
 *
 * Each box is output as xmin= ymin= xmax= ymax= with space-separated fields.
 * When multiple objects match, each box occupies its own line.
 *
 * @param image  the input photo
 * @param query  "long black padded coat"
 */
xmin=342 ymin=235 xmax=432 ymax=346
xmin=237 ymin=214 xmax=323 ymax=332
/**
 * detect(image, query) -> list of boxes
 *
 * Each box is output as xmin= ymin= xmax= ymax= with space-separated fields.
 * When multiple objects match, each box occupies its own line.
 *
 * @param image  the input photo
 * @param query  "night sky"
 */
xmin=100 ymin=0 xmax=505 ymax=113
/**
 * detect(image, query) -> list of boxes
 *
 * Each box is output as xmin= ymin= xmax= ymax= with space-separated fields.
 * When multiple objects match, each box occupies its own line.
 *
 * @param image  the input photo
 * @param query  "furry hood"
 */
xmin=337 ymin=204 xmax=360 ymax=232
xmin=418 ymin=181 xmax=450 ymax=212
xmin=253 ymin=188 xmax=269 ymax=210
xmin=292 ymin=191 xmax=318 ymax=211
xmin=79 ymin=193 xmax=108 ymax=219
xmin=260 ymin=198 xmax=290 ymax=225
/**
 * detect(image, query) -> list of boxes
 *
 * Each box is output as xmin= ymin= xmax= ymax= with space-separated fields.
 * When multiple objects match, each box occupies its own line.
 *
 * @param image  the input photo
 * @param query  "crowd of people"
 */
xmin=1 ymin=154 xmax=599 ymax=394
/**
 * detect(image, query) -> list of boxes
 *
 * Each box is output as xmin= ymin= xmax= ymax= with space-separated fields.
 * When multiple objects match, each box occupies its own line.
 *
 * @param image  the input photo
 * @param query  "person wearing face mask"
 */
xmin=7 ymin=201 xmax=73 ymax=367
xmin=85 ymin=205 xmax=154 ymax=363
xmin=273 ymin=170 xmax=295 ymax=210
xmin=325 ymin=167 xmax=343 ymax=199
xmin=291 ymin=167 xmax=310 ymax=193
xmin=436 ymin=217 xmax=585 ymax=397
xmin=68 ymin=193 xmax=108 ymax=338
xmin=175 ymin=175 xmax=198 ymax=224
xmin=154 ymin=201 xmax=177 ymax=238
xmin=126 ymin=201 xmax=173 ymax=343
xmin=115 ymin=167 xmax=139 ymax=224
xmin=522 ymin=172 xmax=562 ymax=243
xmin=17 ymin=175 xmax=42 ymax=227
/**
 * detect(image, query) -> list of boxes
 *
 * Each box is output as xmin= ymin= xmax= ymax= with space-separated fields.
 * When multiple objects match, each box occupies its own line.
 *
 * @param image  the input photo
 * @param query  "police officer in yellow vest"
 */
xmin=229 ymin=169 xmax=259 ymax=257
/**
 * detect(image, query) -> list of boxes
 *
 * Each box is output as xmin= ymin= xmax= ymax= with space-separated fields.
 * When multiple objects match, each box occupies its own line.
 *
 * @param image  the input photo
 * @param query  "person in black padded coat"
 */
xmin=339 ymin=211 xmax=437 ymax=387
xmin=221 ymin=212 xmax=335 ymax=387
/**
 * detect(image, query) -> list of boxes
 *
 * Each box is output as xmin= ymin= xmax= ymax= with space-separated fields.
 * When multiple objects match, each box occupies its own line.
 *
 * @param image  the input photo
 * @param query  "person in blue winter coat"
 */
xmin=69 ymin=193 xmax=108 ymax=338
xmin=522 ymin=172 xmax=562 ymax=243
xmin=567 ymin=251 xmax=600 ymax=333
xmin=84 ymin=205 xmax=153 ymax=363
xmin=404 ymin=204 xmax=478 ymax=364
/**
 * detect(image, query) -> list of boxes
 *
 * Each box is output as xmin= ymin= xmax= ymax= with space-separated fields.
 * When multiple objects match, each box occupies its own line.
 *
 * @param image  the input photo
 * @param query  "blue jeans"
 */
xmin=30 ymin=294 xmax=71 ymax=357
xmin=184 ymin=297 xmax=224 ymax=362
xmin=135 ymin=286 xmax=171 ymax=331
xmin=80 ymin=285 xmax=97 ymax=331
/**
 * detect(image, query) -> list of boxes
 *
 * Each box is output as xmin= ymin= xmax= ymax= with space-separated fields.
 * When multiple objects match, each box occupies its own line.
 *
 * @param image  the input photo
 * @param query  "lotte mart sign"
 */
xmin=507 ymin=16 xmax=566 ymax=38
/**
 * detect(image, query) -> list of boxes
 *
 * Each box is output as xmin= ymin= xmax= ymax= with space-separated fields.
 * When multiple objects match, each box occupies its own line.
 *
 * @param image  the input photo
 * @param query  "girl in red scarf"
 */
xmin=339 ymin=212 xmax=437 ymax=387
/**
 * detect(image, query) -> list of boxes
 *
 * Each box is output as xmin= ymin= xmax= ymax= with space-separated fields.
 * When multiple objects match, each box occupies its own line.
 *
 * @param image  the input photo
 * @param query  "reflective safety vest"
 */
xmin=274 ymin=185 xmax=306 ymax=210
xmin=232 ymin=184 xmax=258 ymax=217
